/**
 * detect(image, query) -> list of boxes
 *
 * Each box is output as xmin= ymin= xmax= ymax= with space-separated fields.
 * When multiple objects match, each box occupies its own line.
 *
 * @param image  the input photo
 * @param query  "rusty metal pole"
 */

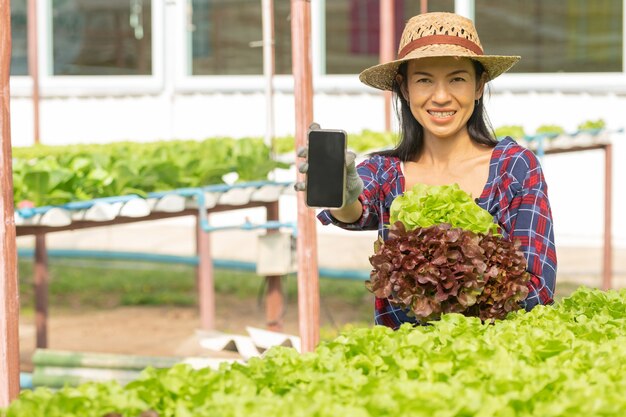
xmin=265 ymin=202 xmax=284 ymax=332
xmin=291 ymin=0 xmax=320 ymax=352
xmin=602 ymin=143 xmax=613 ymax=290
xmin=34 ymin=234 xmax=48 ymax=348
xmin=0 ymin=0 xmax=22 ymax=403
xmin=380 ymin=0 xmax=395 ymax=132
xmin=196 ymin=214 xmax=215 ymax=330
xmin=27 ymin=0 xmax=40 ymax=144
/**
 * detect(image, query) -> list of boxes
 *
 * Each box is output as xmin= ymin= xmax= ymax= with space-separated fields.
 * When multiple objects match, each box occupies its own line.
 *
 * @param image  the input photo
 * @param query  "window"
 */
xmin=190 ymin=0 xmax=292 ymax=75
xmin=476 ymin=0 xmax=623 ymax=73
xmin=10 ymin=0 xmax=28 ymax=76
xmin=51 ymin=0 xmax=153 ymax=75
xmin=325 ymin=0 xmax=454 ymax=74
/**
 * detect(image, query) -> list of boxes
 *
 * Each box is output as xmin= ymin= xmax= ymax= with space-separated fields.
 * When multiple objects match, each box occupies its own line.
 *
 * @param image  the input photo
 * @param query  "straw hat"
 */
xmin=359 ymin=12 xmax=520 ymax=91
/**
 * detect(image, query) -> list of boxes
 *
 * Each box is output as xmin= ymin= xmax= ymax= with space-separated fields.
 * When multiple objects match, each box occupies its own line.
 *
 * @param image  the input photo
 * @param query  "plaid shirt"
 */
xmin=318 ymin=137 xmax=557 ymax=329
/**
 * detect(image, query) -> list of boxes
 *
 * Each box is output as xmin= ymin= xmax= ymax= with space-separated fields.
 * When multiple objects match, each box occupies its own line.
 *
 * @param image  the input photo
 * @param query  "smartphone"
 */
xmin=305 ymin=129 xmax=347 ymax=208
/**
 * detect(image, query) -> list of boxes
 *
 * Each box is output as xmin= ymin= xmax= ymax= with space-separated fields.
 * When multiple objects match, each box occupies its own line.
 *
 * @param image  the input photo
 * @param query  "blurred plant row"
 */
xmin=12 ymin=120 xmax=605 ymax=207
xmin=494 ymin=118 xmax=606 ymax=141
xmin=13 ymin=138 xmax=287 ymax=207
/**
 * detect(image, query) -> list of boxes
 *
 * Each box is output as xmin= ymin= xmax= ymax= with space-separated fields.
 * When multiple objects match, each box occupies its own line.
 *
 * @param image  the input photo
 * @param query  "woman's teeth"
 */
xmin=428 ymin=111 xmax=455 ymax=117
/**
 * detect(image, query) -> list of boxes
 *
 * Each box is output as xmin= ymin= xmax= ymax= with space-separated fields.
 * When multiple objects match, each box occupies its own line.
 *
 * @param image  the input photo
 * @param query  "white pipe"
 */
xmin=311 ymin=0 xmax=325 ymax=76
xmin=262 ymin=0 xmax=275 ymax=152
xmin=455 ymin=0 xmax=474 ymax=21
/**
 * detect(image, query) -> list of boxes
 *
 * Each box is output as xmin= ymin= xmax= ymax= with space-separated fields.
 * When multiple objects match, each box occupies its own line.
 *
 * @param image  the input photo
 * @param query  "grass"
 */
xmin=17 ymin=257 xmax=372 ymax=312
xmin=18 ymin=257 xmax=586 ymax=316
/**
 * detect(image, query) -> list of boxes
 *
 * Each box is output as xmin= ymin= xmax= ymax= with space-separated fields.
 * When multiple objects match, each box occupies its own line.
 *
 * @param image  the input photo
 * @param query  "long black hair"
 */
xmin=376 ymin=60 xmax=497 ymax=162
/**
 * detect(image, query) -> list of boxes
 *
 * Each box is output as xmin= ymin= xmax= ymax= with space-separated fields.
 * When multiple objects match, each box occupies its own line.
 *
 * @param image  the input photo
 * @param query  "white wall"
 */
xmin=8 ymin=88 xmax=626 ymax=249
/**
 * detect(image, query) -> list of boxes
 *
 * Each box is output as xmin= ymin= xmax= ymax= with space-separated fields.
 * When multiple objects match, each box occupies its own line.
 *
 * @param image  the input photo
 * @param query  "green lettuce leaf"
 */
xmin=390 ymin=183 xmax=499 ymax=235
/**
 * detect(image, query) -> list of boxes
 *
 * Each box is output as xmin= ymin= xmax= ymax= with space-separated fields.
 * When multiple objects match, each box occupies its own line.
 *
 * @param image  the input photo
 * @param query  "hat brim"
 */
xmin=359 ymin=47 xmax=520 ymax=91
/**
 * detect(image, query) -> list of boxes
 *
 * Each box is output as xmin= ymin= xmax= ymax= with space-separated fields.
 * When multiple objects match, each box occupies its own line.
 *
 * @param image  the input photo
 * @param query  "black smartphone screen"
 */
xmin=306 ymin=129 xmax=346 ymax=208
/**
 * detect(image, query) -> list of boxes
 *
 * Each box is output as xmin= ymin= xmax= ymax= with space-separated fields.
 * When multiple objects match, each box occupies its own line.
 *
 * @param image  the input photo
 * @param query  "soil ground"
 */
xmin=18 ymin=294 xmax=369 ymax=373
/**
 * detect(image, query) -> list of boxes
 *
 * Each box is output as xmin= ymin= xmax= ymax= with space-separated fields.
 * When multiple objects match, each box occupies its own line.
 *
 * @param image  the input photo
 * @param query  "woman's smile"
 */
xmin=427 ymin=109 xmax=457 ymax=123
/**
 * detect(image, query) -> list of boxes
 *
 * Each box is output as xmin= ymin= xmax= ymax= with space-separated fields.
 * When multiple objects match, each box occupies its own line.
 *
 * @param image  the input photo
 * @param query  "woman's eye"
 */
xmin=416 ymin=78 xmax=431 ymax=83
xmin=451 ymin=77 xmax=466 ymax=82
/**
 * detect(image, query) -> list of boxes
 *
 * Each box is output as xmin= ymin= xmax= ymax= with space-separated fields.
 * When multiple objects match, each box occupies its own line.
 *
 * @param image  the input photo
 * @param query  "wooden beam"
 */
xmin=543 ymin=143 xmax=608 ymax=155
xmin=603 ymin=143 xmax=613 ymax=290
xmin=0 ymin=0 xmax=22 ymax=403
xmin=265 ymin=201 xmax=283 ymax=332
xmin=16 ymin=202 xmax=272 ymax=236
xmin=196 ymin=214 xmax=215 ymax=330
xmin=291 ymin=0 xmax=320 ymax=352
xmin=34 ymin=235 xmax=49 ymax=348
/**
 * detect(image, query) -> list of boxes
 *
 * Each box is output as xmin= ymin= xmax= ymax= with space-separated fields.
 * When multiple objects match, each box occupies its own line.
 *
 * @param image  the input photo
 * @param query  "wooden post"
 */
xmin=0 ymin=0 xmax=22 ymax=403
xmin=27 ymin=0 xmax=40 ymax=144
xmin=421 ymin=0 xmax=428 ymax=14
xmin=602 ymin=143 xmax=613 ymax=290
xmin=291 ymin=0 xmax=320 ymax=352
xmin=34 ymin=234 xmax=48 ymax=348
xmin=196 ymin=214 xmax=215 ymax=330
xmin=380 ymin=0 xmax=395 ymax=132
xmin=265 ymin=202 xmax=283 ymax=331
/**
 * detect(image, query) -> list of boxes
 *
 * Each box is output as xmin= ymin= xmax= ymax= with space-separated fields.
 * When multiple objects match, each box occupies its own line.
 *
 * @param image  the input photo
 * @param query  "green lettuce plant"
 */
xmin=3 ymin=288 xmax=626 ymax=417
xmin=390 ymin=183 xmax=499 ymax=235
xmin=12 ymin=138 xmax=288 ymax=207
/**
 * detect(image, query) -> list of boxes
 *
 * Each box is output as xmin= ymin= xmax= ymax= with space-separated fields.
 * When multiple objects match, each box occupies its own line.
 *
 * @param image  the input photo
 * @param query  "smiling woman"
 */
xmin=298 ymin=12 xmax=557 ymax=330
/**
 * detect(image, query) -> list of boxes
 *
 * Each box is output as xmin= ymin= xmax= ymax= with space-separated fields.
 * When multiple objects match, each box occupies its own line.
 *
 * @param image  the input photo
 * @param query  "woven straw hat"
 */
xmin=359 ymin=12 xmax=520 ymax=91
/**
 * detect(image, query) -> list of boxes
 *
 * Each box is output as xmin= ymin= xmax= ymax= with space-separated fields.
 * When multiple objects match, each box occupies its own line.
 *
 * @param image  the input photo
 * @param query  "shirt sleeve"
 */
xmin=317 ymin=156 xmax=382 ymax=231
xmin=505 ymin=151 xmax=557 ymax=310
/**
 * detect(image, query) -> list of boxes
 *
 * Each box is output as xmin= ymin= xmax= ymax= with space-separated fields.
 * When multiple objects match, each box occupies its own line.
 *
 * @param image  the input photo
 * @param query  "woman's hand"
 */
xmin=294 ymin=124 xmax=364 ymax=222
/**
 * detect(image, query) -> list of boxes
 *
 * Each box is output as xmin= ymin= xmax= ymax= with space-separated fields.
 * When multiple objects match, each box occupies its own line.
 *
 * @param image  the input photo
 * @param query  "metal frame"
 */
xmin=17 ymin=201 xmax=283 ymax=350
xmin=543 ymin=142 xmax=614 ymax=291
xmin=1 ymin=0 xmax=21 ymax=404
xmin=291 ymin=0 xmax=320 ymax=353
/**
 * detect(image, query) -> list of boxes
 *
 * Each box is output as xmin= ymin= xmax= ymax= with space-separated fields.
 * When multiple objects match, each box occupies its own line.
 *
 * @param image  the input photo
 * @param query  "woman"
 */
xmin=301 ymin=12 xmax=556 ymax=329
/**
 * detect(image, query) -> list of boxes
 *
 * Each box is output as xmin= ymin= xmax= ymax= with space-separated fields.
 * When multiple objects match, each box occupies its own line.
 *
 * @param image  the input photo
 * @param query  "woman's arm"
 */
xmin=329 ymin=199 xmax=363 ymax=224
xmin=507 ymin=153 xmax=557 ymax=309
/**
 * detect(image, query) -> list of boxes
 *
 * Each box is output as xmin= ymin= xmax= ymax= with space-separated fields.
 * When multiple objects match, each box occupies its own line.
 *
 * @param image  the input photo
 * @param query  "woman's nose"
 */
xmin=431 ymin=82 xmax=451 ymax=104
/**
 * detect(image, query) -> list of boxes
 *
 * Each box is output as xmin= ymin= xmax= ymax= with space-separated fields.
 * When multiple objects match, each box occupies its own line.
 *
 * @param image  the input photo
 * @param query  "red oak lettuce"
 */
xmin=366 ymin=222 xmax=530 ymax=321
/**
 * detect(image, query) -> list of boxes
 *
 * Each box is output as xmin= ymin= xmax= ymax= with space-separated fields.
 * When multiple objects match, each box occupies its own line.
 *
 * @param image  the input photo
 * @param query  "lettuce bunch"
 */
xmin=390 ymin=183 xmax=499 ymax=235
xmin=367 ymin=184 xmax=530 ymax=322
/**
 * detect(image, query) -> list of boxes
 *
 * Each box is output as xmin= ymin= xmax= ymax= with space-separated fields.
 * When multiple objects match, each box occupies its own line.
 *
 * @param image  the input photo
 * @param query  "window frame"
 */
xmin=9 ymin=0 xmax=626 ymax=96
xmin=11 ymin=0 xmax=164 ymax=98
xmin=175 ymin=0 xmax=311 ymax=94
xmin=176 ymin=0 xmax=626 ymax=94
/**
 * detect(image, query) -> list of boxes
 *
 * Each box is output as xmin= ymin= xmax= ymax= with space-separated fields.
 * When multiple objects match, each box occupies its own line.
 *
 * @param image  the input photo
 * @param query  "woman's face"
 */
xmin=400 ymin=56 xmax=485 ymax=141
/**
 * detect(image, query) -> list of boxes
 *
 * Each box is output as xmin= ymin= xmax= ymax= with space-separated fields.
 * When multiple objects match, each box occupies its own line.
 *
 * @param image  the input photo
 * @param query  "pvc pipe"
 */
xmin=20 ymin=372 xmax=33 ymax=390
xmin=17 ymin=181 xmax=294 ymax=218
xmin=16 ymin=248 xmax=370 ymax=281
